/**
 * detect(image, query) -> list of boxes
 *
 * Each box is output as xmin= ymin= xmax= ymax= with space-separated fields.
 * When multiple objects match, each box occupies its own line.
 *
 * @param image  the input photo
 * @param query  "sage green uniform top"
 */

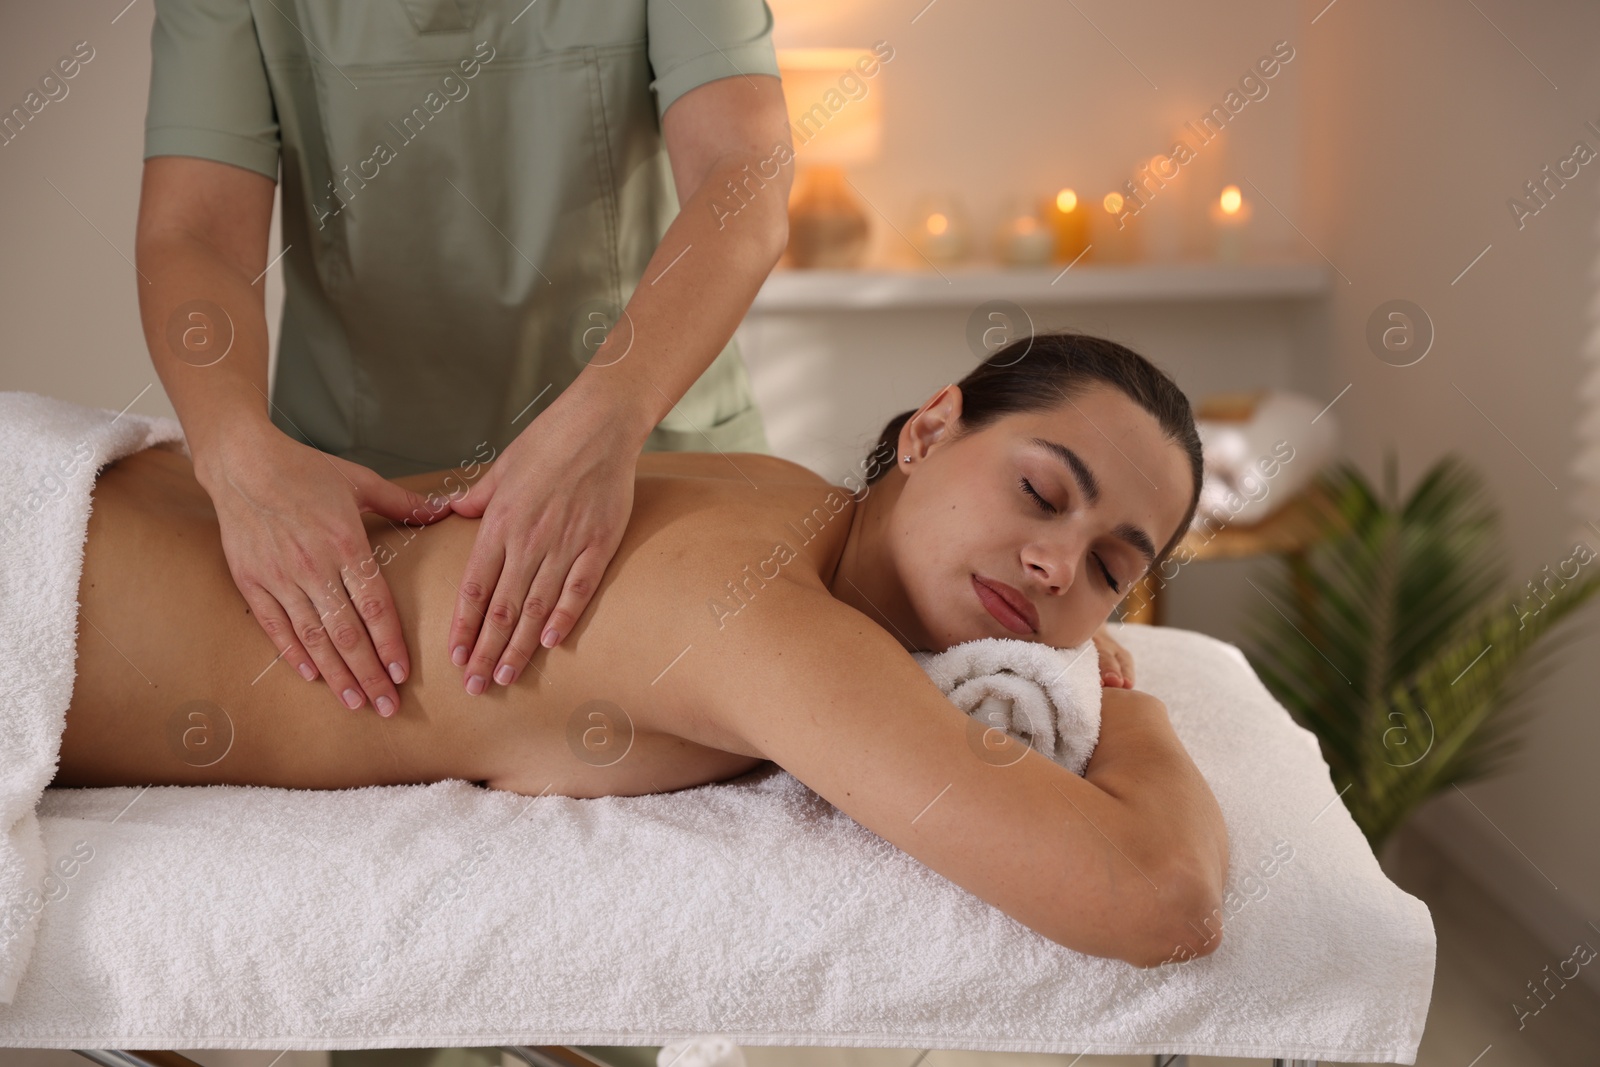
xmin=145 ymin=0 xmax=775 ymax=477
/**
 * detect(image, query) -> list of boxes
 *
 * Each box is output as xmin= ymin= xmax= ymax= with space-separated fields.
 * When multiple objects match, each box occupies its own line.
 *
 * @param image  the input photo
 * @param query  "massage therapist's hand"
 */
xmin=446 ymin=390 xmax=637 ymax=693
xmin=196 ymin=417 xmax=453 ymax=717
xmin=1092 ymin=622 xmax=1135 ymax=688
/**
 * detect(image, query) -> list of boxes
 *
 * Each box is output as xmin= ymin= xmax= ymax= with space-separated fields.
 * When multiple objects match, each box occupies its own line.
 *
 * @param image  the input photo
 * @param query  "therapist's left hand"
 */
xmin=446 ymin=391 xmax=637 ymax=693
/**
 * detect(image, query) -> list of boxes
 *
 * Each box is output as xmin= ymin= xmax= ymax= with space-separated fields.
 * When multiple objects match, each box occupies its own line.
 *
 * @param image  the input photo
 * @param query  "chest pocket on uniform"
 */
xmin=401 ymin=0 xmax=482 ymax=33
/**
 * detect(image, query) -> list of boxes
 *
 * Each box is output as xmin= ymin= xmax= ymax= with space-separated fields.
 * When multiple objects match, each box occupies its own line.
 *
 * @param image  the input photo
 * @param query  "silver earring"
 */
xmin=903 ymin=455 xmax=911 ymax=463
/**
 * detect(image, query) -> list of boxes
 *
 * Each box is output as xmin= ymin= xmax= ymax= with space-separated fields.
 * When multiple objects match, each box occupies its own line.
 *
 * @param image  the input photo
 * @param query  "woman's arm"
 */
xmin=684 ymin=580 xmax=1229 ymax=967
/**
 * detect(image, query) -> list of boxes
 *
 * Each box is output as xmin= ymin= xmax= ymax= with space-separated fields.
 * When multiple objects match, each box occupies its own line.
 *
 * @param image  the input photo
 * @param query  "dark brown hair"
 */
xmin=865 ymin=331 xmax=1204 ymax=569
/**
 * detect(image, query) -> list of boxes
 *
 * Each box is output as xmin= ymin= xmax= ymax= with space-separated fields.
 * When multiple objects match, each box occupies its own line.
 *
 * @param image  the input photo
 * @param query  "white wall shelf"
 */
xmin=751 ymin=261 xmax=1331 ymax=311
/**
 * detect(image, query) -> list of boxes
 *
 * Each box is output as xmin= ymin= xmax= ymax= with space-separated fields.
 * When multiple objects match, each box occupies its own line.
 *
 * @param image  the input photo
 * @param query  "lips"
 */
xmin=972 ymin=574 xmax=1039 ymax=634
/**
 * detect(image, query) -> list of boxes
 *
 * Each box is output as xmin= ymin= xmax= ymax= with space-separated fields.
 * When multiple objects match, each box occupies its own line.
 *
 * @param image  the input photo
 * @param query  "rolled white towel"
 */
xmin=912 ymin=636 xmax=1103 ymax=776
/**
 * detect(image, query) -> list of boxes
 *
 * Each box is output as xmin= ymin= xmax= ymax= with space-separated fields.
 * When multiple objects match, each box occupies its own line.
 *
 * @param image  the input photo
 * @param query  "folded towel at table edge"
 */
xmin=0 ymin=391 xmax=187 ymax=1004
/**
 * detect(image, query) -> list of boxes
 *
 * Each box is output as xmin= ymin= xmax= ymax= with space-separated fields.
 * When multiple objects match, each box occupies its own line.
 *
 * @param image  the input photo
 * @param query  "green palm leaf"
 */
xmin=1238 ymin=450 xmax=1599 ymax=849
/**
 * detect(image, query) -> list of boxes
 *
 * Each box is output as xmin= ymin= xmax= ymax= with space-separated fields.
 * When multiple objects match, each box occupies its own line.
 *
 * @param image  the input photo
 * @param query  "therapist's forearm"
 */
xmin=563 ymin=156 xmax=789 ymax=443
xmin=136 ymin=230 xmax=277 ymax=488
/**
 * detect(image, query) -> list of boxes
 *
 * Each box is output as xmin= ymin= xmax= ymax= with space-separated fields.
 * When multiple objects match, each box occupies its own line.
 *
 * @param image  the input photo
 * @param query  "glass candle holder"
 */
xmin=994 ymin=200 xmax=1055 ymax=267
xmin=909 ymin=194 xmax=969 ymax=265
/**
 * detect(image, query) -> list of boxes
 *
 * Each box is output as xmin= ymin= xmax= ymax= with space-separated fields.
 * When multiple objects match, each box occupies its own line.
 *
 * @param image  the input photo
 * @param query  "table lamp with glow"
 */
xmin=776 ymin=48 xmax=884 ymax=269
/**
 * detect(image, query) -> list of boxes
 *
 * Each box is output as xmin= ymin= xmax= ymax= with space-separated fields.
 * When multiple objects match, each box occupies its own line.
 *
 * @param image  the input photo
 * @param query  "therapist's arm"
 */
xmin=135 ymin=156 xmax=449 ymax=719
xmin=447 ymin=75 xmax=792 ymax=692
xmin=581 ymin=73 xmax=794 ymax=436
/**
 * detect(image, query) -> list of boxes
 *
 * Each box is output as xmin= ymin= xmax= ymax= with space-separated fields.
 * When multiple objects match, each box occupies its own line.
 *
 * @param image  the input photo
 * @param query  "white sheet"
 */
xmin=0 ymin=393 xmax=1435 ymax=1062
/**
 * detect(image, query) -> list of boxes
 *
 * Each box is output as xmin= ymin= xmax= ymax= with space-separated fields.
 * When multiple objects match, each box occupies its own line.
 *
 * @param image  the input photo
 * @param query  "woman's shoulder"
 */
xmin=625 ymin=451 xmax=857 ymax=594
xmin=635 ymin=450 xmax=830 ymax=488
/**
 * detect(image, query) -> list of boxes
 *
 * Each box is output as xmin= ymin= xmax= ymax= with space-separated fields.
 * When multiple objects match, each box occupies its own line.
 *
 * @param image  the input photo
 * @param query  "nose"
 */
xmin=1024 ymin=543 xmax=1076 ymax=595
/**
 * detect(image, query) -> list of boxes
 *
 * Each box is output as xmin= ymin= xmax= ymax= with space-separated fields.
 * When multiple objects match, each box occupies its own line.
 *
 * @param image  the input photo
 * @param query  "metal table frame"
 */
xmin=73 ymin=1047 xmax=1321 ymax=1066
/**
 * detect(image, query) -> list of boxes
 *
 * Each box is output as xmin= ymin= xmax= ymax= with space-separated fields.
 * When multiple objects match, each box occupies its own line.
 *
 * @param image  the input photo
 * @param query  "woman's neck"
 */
xmin=826 ymin=469 xmax=926 ymax=653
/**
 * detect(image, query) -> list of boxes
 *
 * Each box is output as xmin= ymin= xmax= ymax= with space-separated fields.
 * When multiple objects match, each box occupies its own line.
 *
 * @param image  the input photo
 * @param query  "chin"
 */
xmin=913 ymin=614 xmax=992 ymax=655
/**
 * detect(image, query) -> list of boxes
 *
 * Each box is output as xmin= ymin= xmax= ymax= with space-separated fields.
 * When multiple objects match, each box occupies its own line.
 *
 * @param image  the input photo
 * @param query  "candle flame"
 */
xmin=1103 ymin=192 xmax=1124 ymax=213
xmin=1219 ymin=185 xmax=1243 ymax=214
xmin=1055 ymin=188 xmax=1078 ymax=213
xmin=926 ymin=212 xmax=949 ymax=235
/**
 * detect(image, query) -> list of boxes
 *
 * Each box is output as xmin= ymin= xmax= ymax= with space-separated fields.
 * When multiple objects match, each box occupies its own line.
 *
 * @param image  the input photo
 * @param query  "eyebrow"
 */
xmin=1029 ymin=436 xmax=1158 ymax=567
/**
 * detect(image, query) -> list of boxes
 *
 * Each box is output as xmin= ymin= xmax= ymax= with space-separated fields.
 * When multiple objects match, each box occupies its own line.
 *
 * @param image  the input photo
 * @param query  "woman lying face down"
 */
xmin=54 ymin=332 xmax=1227 ymax=967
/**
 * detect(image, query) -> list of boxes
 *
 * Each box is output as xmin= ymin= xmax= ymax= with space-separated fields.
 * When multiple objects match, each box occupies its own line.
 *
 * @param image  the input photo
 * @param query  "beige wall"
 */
xmin=0 ymin=1 xmax=284 ymax=406
xmin=1295 ymin=0 xmax=1600 ymax=956
xmin=768 ymin=0 xmax=1305 ymax=268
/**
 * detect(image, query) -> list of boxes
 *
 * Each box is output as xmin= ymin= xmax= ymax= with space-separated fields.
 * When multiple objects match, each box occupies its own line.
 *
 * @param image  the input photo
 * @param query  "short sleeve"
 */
xmin=646 ymin=0 xmax=781 ymax=123
xmin=144 ymin=0 xmax=280 ymax=181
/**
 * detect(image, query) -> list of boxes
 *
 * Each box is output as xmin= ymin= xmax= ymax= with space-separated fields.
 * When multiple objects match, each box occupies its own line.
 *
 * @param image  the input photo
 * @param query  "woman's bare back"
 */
xmin=56 ymin=446 xmax=855 ymax=798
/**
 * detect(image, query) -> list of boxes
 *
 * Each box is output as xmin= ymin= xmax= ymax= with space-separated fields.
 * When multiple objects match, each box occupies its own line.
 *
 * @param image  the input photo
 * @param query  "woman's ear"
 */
xmin=900 ymin=384 xmax=963 ymax=464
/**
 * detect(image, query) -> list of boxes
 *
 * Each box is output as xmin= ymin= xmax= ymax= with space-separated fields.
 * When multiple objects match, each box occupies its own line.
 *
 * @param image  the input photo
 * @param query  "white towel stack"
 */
xmin=1195 ymin=390 xmax=1338 ymax=526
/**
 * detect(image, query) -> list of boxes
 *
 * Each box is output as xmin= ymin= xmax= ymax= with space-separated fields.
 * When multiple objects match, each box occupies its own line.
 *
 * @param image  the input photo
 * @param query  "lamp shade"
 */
xmin=776 ymin=48 xmax=883 ymax=165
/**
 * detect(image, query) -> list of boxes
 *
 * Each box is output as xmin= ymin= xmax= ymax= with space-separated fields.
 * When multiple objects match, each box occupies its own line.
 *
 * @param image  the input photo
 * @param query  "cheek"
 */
xmin=891 ymin=509 xmax=957 ymax=595
xmin=894 ymin=481 xmax=986 ymax=605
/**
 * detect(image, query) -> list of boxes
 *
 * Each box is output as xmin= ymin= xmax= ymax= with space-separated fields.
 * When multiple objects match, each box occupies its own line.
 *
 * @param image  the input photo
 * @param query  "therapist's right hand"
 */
xmin=196 ymin=418 xmax=452 ymax=717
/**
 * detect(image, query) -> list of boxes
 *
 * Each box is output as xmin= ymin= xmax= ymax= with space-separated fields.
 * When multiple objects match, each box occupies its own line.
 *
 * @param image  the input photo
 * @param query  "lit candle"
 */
xmin=1210 ymin=184 xmax=1253 ymax=263
xmin=1043 ymin=187 xmax=1090 ymax=263
xmin=1093 ymin=191 xmax=1142 ymax=264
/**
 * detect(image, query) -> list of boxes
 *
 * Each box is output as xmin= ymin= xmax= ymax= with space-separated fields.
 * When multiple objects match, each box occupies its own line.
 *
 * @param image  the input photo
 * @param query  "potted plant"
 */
xmin=1239 ymin=451 xmax=1600 ymax=851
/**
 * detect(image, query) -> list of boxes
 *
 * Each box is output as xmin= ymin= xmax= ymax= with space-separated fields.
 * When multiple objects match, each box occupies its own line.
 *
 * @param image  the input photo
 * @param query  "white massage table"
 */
xmin=0 ymin=397 xmax=1435 ymax=1065
xmin=0 ymin=624 xmax=1433 ymax=1065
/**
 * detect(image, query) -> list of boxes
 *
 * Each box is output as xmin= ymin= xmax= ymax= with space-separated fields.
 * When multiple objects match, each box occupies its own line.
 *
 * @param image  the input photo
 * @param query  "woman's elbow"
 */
xmin=1156 ymin=872 xmax=1227 ymax=966
xmin=1036 ymin=873 xmax=1225 ymax=968
xmin=1120 ymin=869 xmax=1227 ymax=969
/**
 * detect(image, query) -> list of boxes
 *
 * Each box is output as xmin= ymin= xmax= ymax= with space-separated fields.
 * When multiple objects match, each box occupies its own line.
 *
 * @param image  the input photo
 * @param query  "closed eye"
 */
xmin=1018 ymin=476 xmax=1056 ymax=514
xmin=1094 ymin=554 xmax=1121 ymax=593
xmin=1019 ymin=477 xmax=1121 ymax=593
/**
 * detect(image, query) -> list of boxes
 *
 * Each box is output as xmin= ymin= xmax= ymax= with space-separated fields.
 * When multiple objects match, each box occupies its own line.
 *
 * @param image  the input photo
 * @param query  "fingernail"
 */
xmin=541 ymin=628 xmax=559 ymax=648
xmin=298 ymin=662 xmax=316 ymax=682
xmin=466 ymin=674 xmax=486 ymax=696
xmin=494 ymin=664 xmax=515 ymax=685
xmin=388 ymin=662 xmax=404 ymax=685
xmin=452 ymin=645 xmax=468 ymax=667
xmin=376 ymin=695 xmax=395 ymax=717
xmin=342 ymin=687 xmax=363 ymax=710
